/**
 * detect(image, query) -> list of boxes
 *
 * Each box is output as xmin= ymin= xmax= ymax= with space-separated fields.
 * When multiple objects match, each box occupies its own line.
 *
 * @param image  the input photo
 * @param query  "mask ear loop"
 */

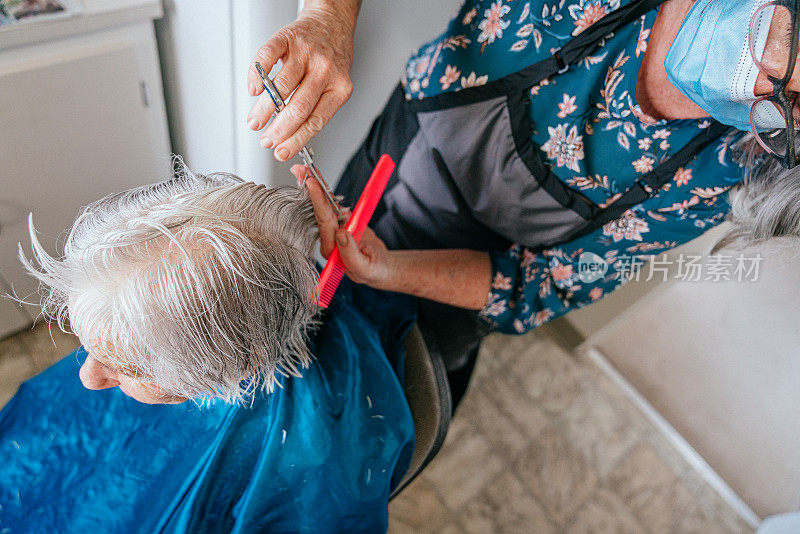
xmin=750 ymin=97 xmax=781 ymax=156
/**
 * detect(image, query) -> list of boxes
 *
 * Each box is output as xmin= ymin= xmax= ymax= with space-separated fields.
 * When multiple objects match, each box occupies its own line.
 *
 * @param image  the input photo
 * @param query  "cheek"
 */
xmin=117 ymin=376 xmax=187 ymax=405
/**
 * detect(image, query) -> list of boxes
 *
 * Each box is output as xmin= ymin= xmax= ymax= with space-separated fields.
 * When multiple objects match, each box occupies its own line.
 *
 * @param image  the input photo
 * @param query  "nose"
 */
xmin=755 ymin=71 xmax=800 ymax=97
xmin=79 ymin=356 xmax=121 ymax=390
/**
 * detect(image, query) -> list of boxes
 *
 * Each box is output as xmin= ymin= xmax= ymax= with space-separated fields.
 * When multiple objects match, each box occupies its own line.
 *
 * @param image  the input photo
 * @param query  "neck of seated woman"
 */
xmin=636 ymin=0 xmax=711 ymax=121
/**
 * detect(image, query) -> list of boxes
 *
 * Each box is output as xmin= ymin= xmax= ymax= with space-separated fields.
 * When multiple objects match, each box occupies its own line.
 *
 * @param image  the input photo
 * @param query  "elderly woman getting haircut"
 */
xmin=248 ymin=0 xmax=800 ymax=403
xmin=0 ymin=164 xmax=415 ymax=533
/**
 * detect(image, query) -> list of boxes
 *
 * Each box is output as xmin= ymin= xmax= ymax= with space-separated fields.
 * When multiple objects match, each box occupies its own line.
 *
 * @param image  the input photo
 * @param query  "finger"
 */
xmin=262 ymin=73 xmax=327 ymax=151
xmin=247 ymin=34 xmax=288 ymax=97
xmin=247 ymin=60 xmax=305 ymax=133
xmin=305 ymin=176 xmax=339 ymax=258
xmin=273 ymin=87 xmax=351 ymax=161
xmin=290 ymin=163 xmax=308 ymax=185
xmin=335 ymin=229 xmax=371 ymax=277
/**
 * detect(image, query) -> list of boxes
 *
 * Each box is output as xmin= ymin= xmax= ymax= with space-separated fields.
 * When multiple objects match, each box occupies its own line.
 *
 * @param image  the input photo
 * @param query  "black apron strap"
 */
xmin=565 ymin=121 xmax=733 ymax=242
xmin=408 ymin=0 xmax=668 ymax=112
xmin=504 ymin=0 xmax=668 ymax=91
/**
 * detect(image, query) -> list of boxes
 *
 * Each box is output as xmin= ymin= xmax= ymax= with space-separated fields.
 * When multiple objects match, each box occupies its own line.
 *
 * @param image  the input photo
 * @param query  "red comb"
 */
xmin=317 ymin=154 xmax=395 ymax=308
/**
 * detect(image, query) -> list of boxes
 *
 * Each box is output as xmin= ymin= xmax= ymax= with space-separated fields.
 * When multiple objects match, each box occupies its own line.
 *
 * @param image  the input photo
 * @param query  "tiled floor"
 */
xmin=388 ymin=331 xmax=755 ymax=534
xmin=0 ymin=322 xmax=80 ymax=408
xmin=0 ymin=323 xmax=753 ymax=533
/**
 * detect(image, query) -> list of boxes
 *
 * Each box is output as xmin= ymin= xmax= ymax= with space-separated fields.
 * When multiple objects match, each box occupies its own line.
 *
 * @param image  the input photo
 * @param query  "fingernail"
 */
xmin=248 ymin=80 xmax=255 ymax=94
xmin=276 ymin=147 xmax=289 ymax=160
xmin=260 ymin=137 xmax=272 ymax=149
xmin=248 ymin=118 xmax=259 ymax=130
xmin=336 ymin=231 xmax=348 ymax=246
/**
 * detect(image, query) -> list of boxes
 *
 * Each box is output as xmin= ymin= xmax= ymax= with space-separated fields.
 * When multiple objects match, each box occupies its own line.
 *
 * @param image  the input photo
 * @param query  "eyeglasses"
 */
xmin=749 ymin=0 xmax=800 ymax=168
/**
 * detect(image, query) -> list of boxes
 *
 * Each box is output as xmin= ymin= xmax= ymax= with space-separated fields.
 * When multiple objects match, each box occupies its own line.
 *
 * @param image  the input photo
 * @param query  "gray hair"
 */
xmin=19 ymin=158 xmax=319 ymax=404
xmin=712 ymin=137 xmax=800 ymax=254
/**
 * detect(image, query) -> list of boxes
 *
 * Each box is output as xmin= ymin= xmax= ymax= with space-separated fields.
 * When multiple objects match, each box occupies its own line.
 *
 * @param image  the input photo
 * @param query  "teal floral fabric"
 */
xmin=401 ymin=0 xmax=746 ymax=334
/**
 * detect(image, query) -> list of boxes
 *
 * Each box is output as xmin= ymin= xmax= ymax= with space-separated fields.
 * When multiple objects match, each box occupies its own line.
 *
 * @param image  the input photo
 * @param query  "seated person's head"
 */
xmin=21 ymin=162 xmax=319 ymax=405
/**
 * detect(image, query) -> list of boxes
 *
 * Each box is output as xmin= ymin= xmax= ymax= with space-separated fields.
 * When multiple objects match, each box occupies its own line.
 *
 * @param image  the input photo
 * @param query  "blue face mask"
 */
xmin=664 ymin=0 xmax=785 ymax=131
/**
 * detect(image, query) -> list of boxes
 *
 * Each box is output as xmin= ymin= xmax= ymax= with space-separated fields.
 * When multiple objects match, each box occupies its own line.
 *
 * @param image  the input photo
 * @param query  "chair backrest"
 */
xmin=389 ymin=323 xmax=451 ymax=499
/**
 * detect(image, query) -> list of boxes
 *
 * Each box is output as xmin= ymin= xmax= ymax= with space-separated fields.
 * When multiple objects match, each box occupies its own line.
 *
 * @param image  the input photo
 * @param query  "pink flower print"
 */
xmin=598 ymin=192 xmax=623 ymax=208
xmin=660 ymin=196 xmax=701 ymax=214
xmin=461 ymin=71 xmax=489 ymax=88
xmin=638 ymin=137 xmax=652 ymax=150
xmin=572 ymin=3 xmax=608 ymax=36
xmin=589 ymin=286 xmax=604 ymax=301
xmin=414 ymin=56 xmax=430 ymax=75
xmin=541 ymin=124 xmax=585 ymax=173
xmin=603 ymin=210 xmax=650 ymax=242
xmin=439 ymin=65 xmax=461 ymax=90
xmin=652 ymin=128 xmax=671 ymax=139
xmin=510 ymin=40 xmax=529 ymax=52
xmin=632 ymin=155 xmax=655 ymax=174
xmin=550 ymin=261 xmax=576 ymax=288
xmin=462 ymin=7 xmax=477 ymax=25
xmin=659 ymin=140 xmax=670 ymax=151
xmin=557 ymin=94 xmax=577 ymax=118
xmin=533 ymin=309 xmax=554 ymax=327
xmin=673 ymin=167 xmax=692 ymax=187
xmin=635 ymin=17 xmax=650 ymax=57
xmin=477 ymin=1 xmax=511 ymax=52
xmin=631 ymin=104 xmax=660 ymax=126
xmin=408 ymin=79 xmax=420 ymax=93
xmin=482 ymin=293 xmax=508 ymax=317
xmin=491 ymin=272 xmax=513 ymax=291
xmin=522 ymin=248 xmax=538 ymax=267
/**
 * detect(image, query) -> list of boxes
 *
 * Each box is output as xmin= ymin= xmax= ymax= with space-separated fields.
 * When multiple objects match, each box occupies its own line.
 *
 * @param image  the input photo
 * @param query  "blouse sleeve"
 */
xmin=479 ymin=201 xmax=730 ymax=334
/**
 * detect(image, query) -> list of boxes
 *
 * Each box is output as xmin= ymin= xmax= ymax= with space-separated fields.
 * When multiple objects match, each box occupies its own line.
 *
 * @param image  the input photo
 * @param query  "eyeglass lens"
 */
xmin=748 ymin=2 xmax=800 ymax=158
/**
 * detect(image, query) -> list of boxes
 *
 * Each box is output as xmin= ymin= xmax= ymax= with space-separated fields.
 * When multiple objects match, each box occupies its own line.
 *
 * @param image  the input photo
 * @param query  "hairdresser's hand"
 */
xmin=247 ymin=0 xmax=361 ymax=162
xmin=293 ymin=165 xmax=395 ymax=290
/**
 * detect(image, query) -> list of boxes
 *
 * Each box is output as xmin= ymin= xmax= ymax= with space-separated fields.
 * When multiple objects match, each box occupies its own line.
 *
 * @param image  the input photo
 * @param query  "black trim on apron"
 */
xmin=337 ymin=0 xmax=732 ymax=253
xmin=333 ymin=0 xmax=734 ymax=388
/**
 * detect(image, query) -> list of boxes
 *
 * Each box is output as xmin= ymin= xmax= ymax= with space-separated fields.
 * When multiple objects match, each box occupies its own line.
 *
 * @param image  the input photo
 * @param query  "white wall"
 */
xmin=155 ymin=0 xmax=460 ymax=186
xmin=581 ymin=229 xmax=800 ymax=519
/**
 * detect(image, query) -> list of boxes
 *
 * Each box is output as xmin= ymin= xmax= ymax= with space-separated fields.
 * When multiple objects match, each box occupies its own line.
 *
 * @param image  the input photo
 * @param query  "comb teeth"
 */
xmin=317 ymin=252 xmax=346 ymax=308
xmin=316 ymin=154 xmax=395 ymax=308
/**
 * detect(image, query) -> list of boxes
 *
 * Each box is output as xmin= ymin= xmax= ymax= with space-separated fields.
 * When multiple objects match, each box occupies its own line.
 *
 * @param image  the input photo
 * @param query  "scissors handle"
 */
xmin=254 ymin=62 xmax=343 ymax=217
xmin=255 ymin=62 xmax=286 ymax=113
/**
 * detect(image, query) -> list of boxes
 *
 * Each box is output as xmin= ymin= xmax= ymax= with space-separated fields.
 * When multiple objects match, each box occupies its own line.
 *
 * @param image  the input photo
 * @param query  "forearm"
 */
xmin=302 ymin=0 xmax=362 ymax=31
xmin=381 ymin=249 xmax=492 ymax=310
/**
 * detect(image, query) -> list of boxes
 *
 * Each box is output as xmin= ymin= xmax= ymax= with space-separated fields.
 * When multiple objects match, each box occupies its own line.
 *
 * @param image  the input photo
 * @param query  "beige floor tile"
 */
xmin=437 ymin=522 xmax=467 ymax=534
xmin=389 ymin=476 xmax=452 ymax=532
xmin=555 ymin=377 xmax=642 ymax=480
xmin=15 ymin=322 xmax=80 ymax=372
xmin=471 ymin=333 xmax=545 ymax=388
xmin=629 ymin=479 xmax=694 ymax=534
xmin=565 ymin=488 xmax=644 ymax=534
xmin=692 ymin=484 xmax=755 ymax=534
xmin=478 ymin=373 xmax=549 ymax=439
xmin=607 ymin=442 xmax=678 ymax=510
xmin=459 ymin=471 xmax=556 ymax=534
xmin=675 ymin=503 xmax=753 ymax=534
xmin=454 ymin=387 xmax=528 ymax=460
xmin=514 ymin=425 xmax=599 ymax=525
xmin=512 ymin=340 xmax=583 ymax=415
xmin=0 ymin=338 xmax=37 ymax=409
xmin=423 ymin=419 xmax=505 ymax=511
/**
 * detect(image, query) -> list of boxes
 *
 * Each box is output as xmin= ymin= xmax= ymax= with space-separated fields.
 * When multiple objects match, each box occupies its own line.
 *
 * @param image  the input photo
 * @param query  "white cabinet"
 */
xmin=0 ymin=0 xmax=170 ymax=338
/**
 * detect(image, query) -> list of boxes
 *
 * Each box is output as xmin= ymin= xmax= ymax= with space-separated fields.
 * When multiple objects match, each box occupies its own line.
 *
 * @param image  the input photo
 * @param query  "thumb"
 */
xmin=335 ymin=229 xmax=371 ymax=276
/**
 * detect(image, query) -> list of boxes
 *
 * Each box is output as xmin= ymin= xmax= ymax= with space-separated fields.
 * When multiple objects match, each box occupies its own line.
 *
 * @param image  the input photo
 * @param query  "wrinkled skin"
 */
xmin=246 ymin=1 xmax=360 ymax=162
xmin=79 ymin=353 xmax=188 ymax=405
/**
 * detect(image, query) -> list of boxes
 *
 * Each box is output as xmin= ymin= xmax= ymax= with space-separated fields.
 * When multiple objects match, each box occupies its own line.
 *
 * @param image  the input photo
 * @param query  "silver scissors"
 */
xmin=254 ymin=62 xmax=342 ymax=217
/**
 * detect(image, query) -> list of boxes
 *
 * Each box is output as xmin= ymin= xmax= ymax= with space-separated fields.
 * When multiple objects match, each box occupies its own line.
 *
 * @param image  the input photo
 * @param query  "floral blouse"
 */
xmin=400 ymin=0 xmax=746 ymax=334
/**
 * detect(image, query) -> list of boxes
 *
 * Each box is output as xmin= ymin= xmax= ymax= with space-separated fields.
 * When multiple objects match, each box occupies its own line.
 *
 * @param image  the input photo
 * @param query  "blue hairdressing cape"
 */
xmin=0 ymin=281 xmax=415 ymax=534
